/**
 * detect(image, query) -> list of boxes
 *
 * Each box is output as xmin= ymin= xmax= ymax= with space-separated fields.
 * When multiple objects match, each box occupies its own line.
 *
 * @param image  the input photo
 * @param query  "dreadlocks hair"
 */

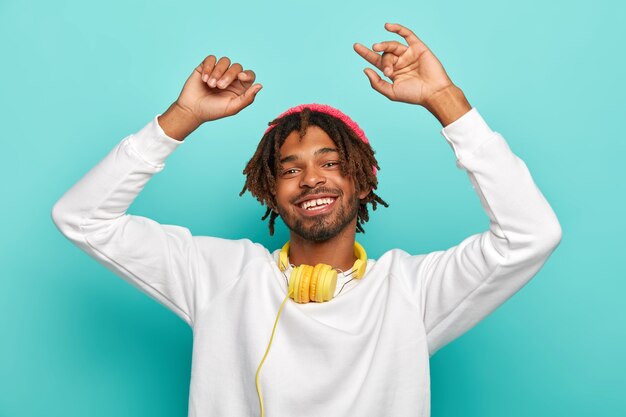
xmin=239 ymin=107 xmax=389 ymax=236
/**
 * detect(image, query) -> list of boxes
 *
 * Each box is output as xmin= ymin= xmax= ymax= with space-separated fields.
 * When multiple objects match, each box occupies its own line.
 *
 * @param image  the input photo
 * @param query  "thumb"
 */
xmin=363 ymin=68 xmax=395 ymax=100
xmin=381 ymin=52 xmax=398 ymax=77
xmin=232 ymin=83 xmax=263 ymax=113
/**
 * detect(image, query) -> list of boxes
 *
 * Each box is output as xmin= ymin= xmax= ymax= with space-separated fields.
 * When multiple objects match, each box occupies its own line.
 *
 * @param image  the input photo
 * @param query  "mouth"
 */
xmin=294 ymin=196 xmax=338 ymax=216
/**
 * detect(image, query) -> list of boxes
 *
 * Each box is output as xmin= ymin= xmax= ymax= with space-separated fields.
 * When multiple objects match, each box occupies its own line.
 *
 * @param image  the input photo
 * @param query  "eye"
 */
xmin=281 ymin=168 xmax=299 ymax=177
xmin=323 ymin=161 xmax=340 ymax=168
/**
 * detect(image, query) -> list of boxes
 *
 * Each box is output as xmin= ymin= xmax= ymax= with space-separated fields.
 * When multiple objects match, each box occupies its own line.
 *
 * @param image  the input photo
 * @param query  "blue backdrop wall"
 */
xmin=1 ymin=0 xmax=624 ymax=415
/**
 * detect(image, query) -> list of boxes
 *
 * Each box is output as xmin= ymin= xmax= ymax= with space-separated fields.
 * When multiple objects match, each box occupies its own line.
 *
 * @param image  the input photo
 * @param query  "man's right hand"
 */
xmin=159 ymin=55 xmax=263 ymax=140
xmin=179 ymin=55 xmax=263 ymax=123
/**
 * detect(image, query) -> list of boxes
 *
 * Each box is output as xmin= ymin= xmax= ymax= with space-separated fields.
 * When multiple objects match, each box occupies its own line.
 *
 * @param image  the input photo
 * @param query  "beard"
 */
xmin=277 ymin=189 xmax=361 ymax=242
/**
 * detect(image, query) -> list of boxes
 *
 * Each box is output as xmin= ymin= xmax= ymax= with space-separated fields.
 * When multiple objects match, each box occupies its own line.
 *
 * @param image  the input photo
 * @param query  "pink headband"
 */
xmin=264 ymin=103 xmax=376 ymax=175
xmin=263 ymin=103 xmax=370 ymax=145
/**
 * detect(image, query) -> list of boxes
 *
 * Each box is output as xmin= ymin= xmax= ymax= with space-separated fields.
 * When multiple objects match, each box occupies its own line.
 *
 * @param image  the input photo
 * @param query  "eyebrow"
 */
xmin=279 ymin=147 xmax=339 ymax=164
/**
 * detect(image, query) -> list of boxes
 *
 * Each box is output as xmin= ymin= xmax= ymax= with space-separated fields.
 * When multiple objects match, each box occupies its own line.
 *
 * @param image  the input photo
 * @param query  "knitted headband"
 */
xmin=264 ymin=103 xmax=376 ymax=174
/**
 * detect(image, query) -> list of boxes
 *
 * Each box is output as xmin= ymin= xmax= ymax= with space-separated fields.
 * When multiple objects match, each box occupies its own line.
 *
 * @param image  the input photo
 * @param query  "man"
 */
xmin=52 ymin=22 xmax=562 ymax=417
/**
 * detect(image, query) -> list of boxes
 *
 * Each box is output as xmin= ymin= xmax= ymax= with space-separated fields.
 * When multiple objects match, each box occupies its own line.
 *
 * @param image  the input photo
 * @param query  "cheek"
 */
xmin=337 ymin=177 xmax=358 ymax=197
xmin=275 ymin=184 xmax=293 ymax=207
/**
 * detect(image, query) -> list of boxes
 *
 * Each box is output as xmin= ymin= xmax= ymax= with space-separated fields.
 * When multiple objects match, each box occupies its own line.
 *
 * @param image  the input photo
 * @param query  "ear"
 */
xmin=358 ymin=188 xmax=371 ymax=200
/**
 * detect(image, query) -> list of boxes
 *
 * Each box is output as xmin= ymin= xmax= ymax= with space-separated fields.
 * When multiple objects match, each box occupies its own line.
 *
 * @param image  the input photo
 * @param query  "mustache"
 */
xmin=290 ymin=187 xmax=343 ymax=204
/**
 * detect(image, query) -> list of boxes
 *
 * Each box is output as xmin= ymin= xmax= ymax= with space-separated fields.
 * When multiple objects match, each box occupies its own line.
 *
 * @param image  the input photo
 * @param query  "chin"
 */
xmin=286 ymin=215 xmax=357 ymax=242
xmin=294 ymin=227 xmax=342 ymax=243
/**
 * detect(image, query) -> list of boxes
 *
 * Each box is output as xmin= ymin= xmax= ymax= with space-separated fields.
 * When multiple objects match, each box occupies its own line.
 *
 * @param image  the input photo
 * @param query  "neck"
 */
xmin=287 ymin=219 xmax=358 ymax=272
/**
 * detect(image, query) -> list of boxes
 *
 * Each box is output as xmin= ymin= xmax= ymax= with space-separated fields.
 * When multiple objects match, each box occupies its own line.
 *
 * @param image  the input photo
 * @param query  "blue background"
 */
xmin=1 ymin=0 xmax=624 ymax=415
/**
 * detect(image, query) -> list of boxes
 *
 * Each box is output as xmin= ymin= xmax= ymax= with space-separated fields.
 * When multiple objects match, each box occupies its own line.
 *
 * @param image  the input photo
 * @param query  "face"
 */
xmin=273 ymin=125 xmax=368 ymax=242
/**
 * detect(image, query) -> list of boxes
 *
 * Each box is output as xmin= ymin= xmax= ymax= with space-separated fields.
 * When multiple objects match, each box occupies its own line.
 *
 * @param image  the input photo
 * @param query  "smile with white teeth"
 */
xmin=299 ymin=197 xmax=336 ymax=210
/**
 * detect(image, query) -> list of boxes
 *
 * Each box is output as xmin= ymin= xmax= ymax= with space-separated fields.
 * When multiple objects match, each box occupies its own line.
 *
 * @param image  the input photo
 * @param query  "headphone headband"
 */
xmin=278 ymin=241 xmax=367 ymax=279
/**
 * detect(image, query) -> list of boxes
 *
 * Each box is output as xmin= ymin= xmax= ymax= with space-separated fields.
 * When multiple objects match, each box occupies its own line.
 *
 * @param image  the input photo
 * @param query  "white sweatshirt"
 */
xmin=51 ymin=108 xmax=562 ymax=417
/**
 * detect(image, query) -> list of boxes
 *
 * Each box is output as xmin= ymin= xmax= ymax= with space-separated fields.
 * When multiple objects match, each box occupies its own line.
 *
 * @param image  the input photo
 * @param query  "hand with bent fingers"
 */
xmin=353 ymin=23 xmax=457 ymax=107
xmin=176 ymin=55 xmax=263 ymax=123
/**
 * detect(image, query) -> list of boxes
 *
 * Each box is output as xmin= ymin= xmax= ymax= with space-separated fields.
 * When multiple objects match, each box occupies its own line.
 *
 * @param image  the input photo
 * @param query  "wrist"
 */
xmin=157 ymin=102 xmax=202 ymax=141
xmin=423 ymin=85 xmax=472 ymax=127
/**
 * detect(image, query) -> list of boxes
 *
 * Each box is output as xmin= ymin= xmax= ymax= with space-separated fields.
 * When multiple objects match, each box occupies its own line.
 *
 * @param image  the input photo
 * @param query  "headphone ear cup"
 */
xmin=290 ymin=266 xmax=303 ymax=303
xmin=319 ymin=265 xmax=337 ymax=302
xmin=288 ymin=266 xmax=297 ymax=300
xmin=299 ymin=265 xmax=314 ymax=304
xmin=309 ymin=264 xmax=325 ymax=303
xmin=326 ymin=270 xmax=338 ymax=301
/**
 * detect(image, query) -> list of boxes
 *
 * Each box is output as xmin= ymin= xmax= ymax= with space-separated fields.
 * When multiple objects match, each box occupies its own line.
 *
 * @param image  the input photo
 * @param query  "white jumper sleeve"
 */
xmin=51 ymin=115 xmax=262 ymax=327
xmin=399 ymin=108 xmax=562 ymax=356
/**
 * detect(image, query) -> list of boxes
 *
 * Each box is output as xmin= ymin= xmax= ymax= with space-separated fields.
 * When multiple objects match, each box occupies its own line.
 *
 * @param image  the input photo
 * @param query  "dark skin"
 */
xmin=157 ymin=22 xmax=472 ymax=271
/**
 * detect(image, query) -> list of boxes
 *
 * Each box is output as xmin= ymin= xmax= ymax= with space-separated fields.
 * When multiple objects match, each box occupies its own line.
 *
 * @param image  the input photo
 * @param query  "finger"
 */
xmin=232 ymin=83 xmax=263 ymax=114
xmin=385 ymin=23 xmax=430 ymax=70
xmin=353 ymin=43 xmax=383 ymax=70
xmin=363 ymin=68 xmax=395 ymax=100
xmin=196 ymin=55 xmax=217 ymax=83
xmin=372 ymin=41 xmax=408 ymax=56
xmin=373 ymin=41 xmax=407 ymax=74
xmin=215 ymin=62 xmax=243 ymax=89
xmin=237 ymin=69 xmax=257 ymax=86
xmin=384 ymin=22 xmax=425 ymax=47
xmin=381 ymin=52 xmax=398 ymax=77
xmin=207 ymin=56 xmax=231 ymax=87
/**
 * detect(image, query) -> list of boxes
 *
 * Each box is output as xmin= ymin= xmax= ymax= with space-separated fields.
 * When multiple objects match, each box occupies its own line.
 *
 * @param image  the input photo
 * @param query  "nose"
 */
xmin=299 ymin=165 xmax=327 ymax=188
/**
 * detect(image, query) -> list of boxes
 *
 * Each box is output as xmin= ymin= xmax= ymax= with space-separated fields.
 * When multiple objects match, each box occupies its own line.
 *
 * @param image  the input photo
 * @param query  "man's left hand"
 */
xmin=354 ymin=23 xmax=472 ymax=125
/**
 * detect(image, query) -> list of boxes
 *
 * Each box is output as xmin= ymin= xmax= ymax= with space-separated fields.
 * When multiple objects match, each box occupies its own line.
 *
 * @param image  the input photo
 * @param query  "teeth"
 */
xmin=300 ymin=197 xmax=335 ymax=210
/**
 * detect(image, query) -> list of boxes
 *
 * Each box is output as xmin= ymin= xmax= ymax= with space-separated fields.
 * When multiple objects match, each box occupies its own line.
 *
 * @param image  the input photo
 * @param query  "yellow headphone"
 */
xmin=278 ymin=240 xmax=368 ymax=304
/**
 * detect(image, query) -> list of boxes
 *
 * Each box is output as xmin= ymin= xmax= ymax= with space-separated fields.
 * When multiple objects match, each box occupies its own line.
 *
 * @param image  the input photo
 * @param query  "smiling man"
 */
xmin=51 ymin=23 xmax=561 ymax=417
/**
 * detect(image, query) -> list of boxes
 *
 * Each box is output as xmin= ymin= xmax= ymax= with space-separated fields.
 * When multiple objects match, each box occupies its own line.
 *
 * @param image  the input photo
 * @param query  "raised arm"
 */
xmin=355 ymin=23 xmax=562 ymax=355
xmin=51 ymin=55 xmax=264 ymax=326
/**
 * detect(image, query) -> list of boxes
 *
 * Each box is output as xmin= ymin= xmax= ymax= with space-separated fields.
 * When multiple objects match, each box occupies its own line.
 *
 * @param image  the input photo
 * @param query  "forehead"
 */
xmin=279 ymin=125 xmax=337 ymax=158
